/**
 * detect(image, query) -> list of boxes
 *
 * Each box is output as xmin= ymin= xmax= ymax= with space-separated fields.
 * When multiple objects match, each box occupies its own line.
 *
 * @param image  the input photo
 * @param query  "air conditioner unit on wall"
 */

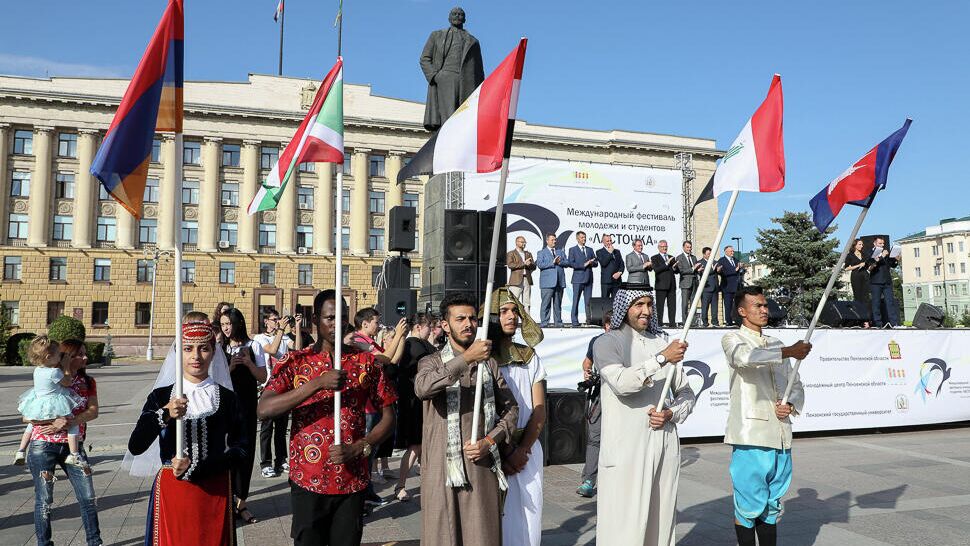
xmin=297 ymin=247 xmax=308 ymax=254
xmin=222 ymin=199 xmax=233 ymax=206
xmin=218 ymin=240 xmax=229 ymax=249
xmin=298 ymin=203 xmax=311 ymax=210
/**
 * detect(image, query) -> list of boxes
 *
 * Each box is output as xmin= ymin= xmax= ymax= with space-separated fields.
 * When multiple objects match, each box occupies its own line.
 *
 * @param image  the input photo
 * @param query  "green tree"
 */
xmin=755 ymin=211 xmax=841 ymax=324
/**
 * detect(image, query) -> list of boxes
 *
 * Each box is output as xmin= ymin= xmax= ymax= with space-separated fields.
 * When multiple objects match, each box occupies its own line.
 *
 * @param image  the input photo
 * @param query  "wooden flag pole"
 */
xmin=656 ymin=189 xmax=740 ymax=411
xmin=781 ymin=206 xmax=869 ymax=405
xmin=470 ymin=158 xmax=511 ymax=443
xmin=172 ymin=132 xmax=185 ymax=457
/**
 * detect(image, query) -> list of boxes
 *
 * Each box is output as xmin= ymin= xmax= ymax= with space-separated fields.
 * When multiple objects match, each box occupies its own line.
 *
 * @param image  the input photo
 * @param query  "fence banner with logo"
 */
xmin=537 ymin=328 xmax=970 ymax=437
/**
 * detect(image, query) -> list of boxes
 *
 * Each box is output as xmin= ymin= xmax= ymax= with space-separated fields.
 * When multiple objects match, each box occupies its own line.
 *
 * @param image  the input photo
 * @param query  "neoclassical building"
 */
xmin=0 ymin=73 xmax=721 ymax=354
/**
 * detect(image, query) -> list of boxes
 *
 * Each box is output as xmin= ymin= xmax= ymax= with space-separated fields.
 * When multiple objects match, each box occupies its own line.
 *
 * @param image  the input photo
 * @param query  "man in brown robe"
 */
xmin=415 ymin=292 xmax=519 ymax=546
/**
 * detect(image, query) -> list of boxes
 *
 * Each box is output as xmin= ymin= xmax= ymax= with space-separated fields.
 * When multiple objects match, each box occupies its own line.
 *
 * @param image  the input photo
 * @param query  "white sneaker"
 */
xmin=13 ymin=451 xmax=26 ymax=466
xmin=261 ymin=467 xmax=277 ymax=478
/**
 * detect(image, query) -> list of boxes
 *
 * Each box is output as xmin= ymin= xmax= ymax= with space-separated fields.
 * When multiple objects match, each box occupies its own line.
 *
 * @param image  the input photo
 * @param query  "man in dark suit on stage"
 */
xmin=567 ymin=231 xmax=598 ymax=327
xmin=536 ymin=233 xmax=567 ymax=327
xmin=716 ymin=245 xmax=746 ymax=326
xmin=596 ymin=234 xmax=624 ymax=300
xmin=699 ymin=247 xmax=720 ymax=326
xmin=651 ymin=240 xmax=678 ymax=327
xmin=868 ymin=236 xmax=900 ymax=327
xmin=675 ymin=240 xmax=702 ymax=325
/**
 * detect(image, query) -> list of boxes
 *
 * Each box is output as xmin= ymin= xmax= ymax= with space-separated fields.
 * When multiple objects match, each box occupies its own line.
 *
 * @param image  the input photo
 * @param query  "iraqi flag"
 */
xmin=809 ymin=119 xmax=912 ymax=233
xmin=248 ymin=58 xmax=343 ymax=214
xmin=713 ymin=74 xmax=785 ymax=197
xmin=397 ymin=38 xmax=527 ymax=184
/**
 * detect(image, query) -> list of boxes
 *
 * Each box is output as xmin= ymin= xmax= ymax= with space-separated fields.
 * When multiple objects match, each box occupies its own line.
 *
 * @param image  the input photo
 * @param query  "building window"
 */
xmin=219 ymin=222 xmax=238 ymax=246
xmin=11 ymin=172 xmax=30 ymax=197
xmin=259 ymin=223 xmax=277 ymax=247
xmin=8 ymin=214 xmax=28 ymax=239
xmin=298 ymin=186 xmax=314 ymax=209
xmin=181 ymin=260 xmax=196 ymax=283
xmin=57 ymin=133 xmax=77 ymax=158
xmin=916 ymin=286 xmax=922 ymax=298
xmin=53 ymin=215 xmax=74 ymax=240
xmin=298 ymin=162 xmax=315 ymax=173
xmin=962 ymin=263 xmax=967 ymax=274
xmin=94 ymin=258 xmax=111 ymax=282
xmin=915 ymin=267 xmax=921 ymax=278
xmin=411 ymin=267 xmax=421 ymax=289
xmin=933 ymin=265 xmax=941 ymax=276
xmin=144 ymin=178 xmax=160 ymax=203
xmin=181 ymin=221 xmax=198 ymax=244
xmin=341 ymin=189 xmax=351 ymax=210
xmin=342 ymin=152 xmax=351 ymax=175
xmin=342 ymin=265 xmax=350 ymax=285
xmin=47 ymin=302 xmax=65 ymax=325
xmin=260 ymin=146 xmax=279 ymax=169
xmin=260 ymin=263 xmax=276 ymax=285
xmin=137 ymin=259 xmax=155 ymax=282
xmin=369 ymin=155 xmax=385 ymax=177
xmin=947 ymin=242 xmax=955 ymax=253
xmin=99 ymin=184 xmax=110 ymax=200
xmin=298 ymin=264 xmax=313 ymax=286
xmin=369 ymin=191 xmax=385 ymax=214
xmin=3 ymin=256 xmax=21 ymax=280
xmin=96 ymin=217 xmax=117 ymax=242
xmin=949 ymin=284 xmax=957 ymax=296
xmin=222 ymin=143 xmax=241 ymax=167
xmin=183 ymin=141 xmax=201 ymax=165
xmin=219 ymin=262 xmax=235 ymax=284
xmin=949 ymin=263 xmax=956 ymax=274
xmin=151 ymin=138 xmax=162 ymax=163
xmin=934 ymin=285 xmax=942 ymax=296
xmin=55 ymin=172 xmax=75 ymax=199
xmin=139 ymin=219 xmax=158 ymax=244
xmin=368 ymin=228 xmax=384 ymax=252
xmin=914 ymin=247 xmax=920 ymax=258
xmin=960 ymin=242 xmax=965 ymax=253
xmin=49 ymin=257 xmax=67 ymax=281
xmin=932 ymin=245 xmax=939 ymax=256
xmin=296 ymin=225 xmax=313 ymax=248
xmin=404 ymin=191 xmax=419 ymax=209
xmin=135 ymin=302 xmax=152 ymax=326
xmin=951 ymin=305 xmax=959 ymax=315
xmin=371 ymin=265 xmax=382 ymax=287
xmin=332 ymin=227 xmax=350 ymax=252
xmin=92 ymin=302 xmax=109 ymax=326
xmin=182 ymin=180 xmax=200 ymax=205
xmin=221 ymin=182 xmax=239 ymax=206
xmin=2 ymin=301 xmax=19 ymax=325
xmin=12 ymin=130 xmax=32 ymax=155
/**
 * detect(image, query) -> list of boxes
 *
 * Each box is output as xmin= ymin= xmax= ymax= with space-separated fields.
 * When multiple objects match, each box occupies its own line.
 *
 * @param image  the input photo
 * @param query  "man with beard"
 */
xmin=415 ymin=292 xmax=519 ymax=545
xmin=592 ymin=283 xmax=695 ymax=545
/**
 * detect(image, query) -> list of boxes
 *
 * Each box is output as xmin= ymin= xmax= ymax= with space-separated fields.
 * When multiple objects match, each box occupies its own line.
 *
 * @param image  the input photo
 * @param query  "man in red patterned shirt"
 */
xmin=258 ymin=289 xmax=397 ymax=546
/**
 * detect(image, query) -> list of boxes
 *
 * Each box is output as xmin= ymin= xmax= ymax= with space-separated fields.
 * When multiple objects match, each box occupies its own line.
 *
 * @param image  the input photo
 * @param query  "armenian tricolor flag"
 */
xmin=91 ymin=0 xmax=184 ymax=219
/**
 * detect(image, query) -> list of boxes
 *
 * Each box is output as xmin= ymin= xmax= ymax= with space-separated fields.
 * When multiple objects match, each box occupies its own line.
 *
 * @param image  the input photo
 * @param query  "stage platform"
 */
xmin=534 ymin=327 xmax=970 ymax=438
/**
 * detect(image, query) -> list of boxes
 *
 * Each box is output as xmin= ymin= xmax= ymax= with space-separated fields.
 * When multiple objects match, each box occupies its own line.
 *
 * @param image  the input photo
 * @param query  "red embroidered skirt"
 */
xmin=148 ymin=467 xmax=234 ymax=546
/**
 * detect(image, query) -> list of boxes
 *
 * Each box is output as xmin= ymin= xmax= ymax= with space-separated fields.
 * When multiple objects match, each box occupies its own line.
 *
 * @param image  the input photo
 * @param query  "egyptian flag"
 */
xmin=274 ymin=0 xmax=284 ymax=22
xmin=90 ymin=0 xmax=183 ymax=219
xmin=809 ymin=119 xmax=911 ymax=233
xmin=397 ymin=39 xmax=527 ymax=184
xmin=713 ymin=74 xmax=785 ymax=197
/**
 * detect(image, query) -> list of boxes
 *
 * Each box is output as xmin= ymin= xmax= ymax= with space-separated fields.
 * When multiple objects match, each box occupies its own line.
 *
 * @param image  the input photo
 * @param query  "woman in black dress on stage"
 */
xmin=844 ymin=238 xmax=872 ymax=322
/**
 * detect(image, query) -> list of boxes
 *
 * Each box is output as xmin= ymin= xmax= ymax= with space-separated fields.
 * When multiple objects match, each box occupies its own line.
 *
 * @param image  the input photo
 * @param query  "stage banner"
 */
xmin=463 ymin=157 xmax=684 ymax=323
xmin=536 ymin=328 xmax=970 ymax=437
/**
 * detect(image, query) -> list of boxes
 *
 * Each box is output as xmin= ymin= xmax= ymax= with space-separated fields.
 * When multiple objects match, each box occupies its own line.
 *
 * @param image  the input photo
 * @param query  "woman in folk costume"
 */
xmin=591 ymin=283 xmax=696 ymax=546
xmin=484 ymin=287 xmax=547 ymax=546
xmin=127 ymin=315 xmax=246 ymax=546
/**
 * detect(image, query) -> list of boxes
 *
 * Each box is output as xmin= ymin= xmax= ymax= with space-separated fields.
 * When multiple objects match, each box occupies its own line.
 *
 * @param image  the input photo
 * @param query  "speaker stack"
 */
xmin=544 ymin=389 xmax=587 ymax=465
xmin=912 ymin=302 xmax=944 ymax=329
xmin=819 ymin=299 xmax=870 ymax=328
xmin=377 ymin=206 xmax=418 ymax=322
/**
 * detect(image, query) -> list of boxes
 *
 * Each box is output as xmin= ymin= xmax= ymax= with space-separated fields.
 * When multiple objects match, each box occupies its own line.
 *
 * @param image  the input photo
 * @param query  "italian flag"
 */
xmin=397 ymin=39 xmax=527 ymax=183
xmin=713 ymin=74 xmax=785 ymax=196
xmin=248 ymin=58 xmax=343 ymax=214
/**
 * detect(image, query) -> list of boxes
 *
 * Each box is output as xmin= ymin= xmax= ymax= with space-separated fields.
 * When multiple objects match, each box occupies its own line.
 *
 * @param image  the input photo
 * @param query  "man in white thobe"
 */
xmin=592 ymin=283 xmax=695 ymax=546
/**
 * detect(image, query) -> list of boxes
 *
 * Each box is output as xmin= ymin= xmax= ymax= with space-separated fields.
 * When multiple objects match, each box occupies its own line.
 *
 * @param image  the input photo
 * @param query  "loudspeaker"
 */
xmin=819 ymin=299 xmax=870 ymax=328
xmin=587 ymin=297 xmax=612 ymax=326
xmin=444 ymin=263 xmax=477 ymax=292
xmin=545 ymin=389 xmax=587 ymax=465
xmin=478 ymin=263 xmax=508 ymax=296
xmin=381 ymin=256 xmax=412 ymax=289
xmin=444 ymin=210 xmax=479 ymax=262
xmin=377 ymin=288 xmax=416 ymax=323
xmin=388 ymin=206 xmax=417 ymax=252
xmin=478 ymin=211 xmax=508 ymax=265
xmin=912 ymin=303 xmax=944 ymax=329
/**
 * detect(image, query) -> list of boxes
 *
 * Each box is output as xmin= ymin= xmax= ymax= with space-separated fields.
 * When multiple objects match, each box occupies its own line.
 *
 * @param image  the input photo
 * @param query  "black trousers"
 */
xmin=655 ymin=288 xmax=677 ymax=326
xmin=290 ymin=482 xmax=365 ymax=546
xmin=259 ymin=413 xmax=289 ymax=469
xmin=601 ymin=281 xmax=620 ymax=301
xmin=701 ymin=291 xmax=719 ymax=326
xmin=723 ymin=291 xmax=736 ymax=325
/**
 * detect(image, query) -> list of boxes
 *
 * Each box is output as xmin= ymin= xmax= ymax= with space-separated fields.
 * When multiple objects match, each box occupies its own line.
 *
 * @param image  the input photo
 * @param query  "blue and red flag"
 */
xmin=809 ymin=119 xmax=911 ymax=233
xmin=91 ymin=0 xmax=184 ymax=219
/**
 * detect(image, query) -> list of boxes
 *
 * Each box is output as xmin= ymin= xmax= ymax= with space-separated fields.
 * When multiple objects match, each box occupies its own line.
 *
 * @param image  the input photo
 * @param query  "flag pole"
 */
xmin=173 ymin=132 xmax=185 ymax=457
xmin=277 ymin=1 xmax=284 ymax=75
xmin=781 ymin=206 xmax=869 ymax=404
xmin=470 ymin=158 xmax=511 ymax=442
xmin=656 ymin=189 xmax=740 ymax=411
xmin=332 ymin=0 xmax=344 ymax=446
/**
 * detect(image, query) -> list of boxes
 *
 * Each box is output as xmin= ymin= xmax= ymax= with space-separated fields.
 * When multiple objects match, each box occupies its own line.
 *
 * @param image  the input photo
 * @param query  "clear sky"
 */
xmin=1 ymin=0 xmax=965 ymax=251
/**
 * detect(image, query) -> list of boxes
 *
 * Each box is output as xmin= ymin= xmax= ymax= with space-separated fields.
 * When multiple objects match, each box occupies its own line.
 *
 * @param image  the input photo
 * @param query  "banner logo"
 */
xmin=886 ymin=367 xmax=907 ymax=385
xmin=895 ymin=394 xmax=909 ymax=412
xmin=914 ymin=358 xmax=952 ymax=402
xmin=682 ymin=360 xmax=717 ymax=399
xmin=888 ymin=340 xmax=901 ymax=360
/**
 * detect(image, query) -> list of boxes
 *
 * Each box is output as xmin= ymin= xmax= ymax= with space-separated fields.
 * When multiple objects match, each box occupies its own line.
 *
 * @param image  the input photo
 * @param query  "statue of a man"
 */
xmin=420 ymin=7 xmax=485 ymax=132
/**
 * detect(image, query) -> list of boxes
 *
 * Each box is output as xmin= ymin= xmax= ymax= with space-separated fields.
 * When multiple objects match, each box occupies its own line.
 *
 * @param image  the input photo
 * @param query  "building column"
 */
xmin=276 ymin=141 xmax=296 ymax=254
xmin=350 ymin=149 xmax=371 ymax=256
xmin=157 ymin=134 xmax=178 ymax=250
xmin=238 ymin=140 xmax=260 ymax=253
xmin=116 ymin=207 xmax=136 ymax=249
xmin=198 ymin=137 xmax=221 ymax=252
xmin=314 ymin=163 xmax=333 ymax=255
xmin=27 ymin=126 xmax=54 ymax=248
xmin=0 ymin=124 xmax=9 ymax=242
xmin=386 ymin=152 xmax=405 ymax=210
xmin=73 ymin=129 xmax=99 ymax=248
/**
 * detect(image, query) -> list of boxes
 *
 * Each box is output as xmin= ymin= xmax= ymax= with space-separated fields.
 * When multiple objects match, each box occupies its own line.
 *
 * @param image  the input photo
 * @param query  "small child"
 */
xmin=14 ymin=336 xmax=86 ymax=467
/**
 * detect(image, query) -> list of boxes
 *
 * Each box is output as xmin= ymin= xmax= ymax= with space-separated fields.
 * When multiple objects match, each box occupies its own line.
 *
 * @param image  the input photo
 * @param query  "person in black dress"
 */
xmin=393 ymin=313 xmax=437 ymax=501
xmin=843 ymin=238 xmax=872 ymax=323
xmin=218 ymin=308 xmax=266 ymax=524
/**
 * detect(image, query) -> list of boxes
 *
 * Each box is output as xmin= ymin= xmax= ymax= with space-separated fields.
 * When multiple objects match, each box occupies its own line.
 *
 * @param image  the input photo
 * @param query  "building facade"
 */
xmin=898 ymin=216 xmax=970 ymax=321
xmin=0 ymin=73 xmax=720 ymax=354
